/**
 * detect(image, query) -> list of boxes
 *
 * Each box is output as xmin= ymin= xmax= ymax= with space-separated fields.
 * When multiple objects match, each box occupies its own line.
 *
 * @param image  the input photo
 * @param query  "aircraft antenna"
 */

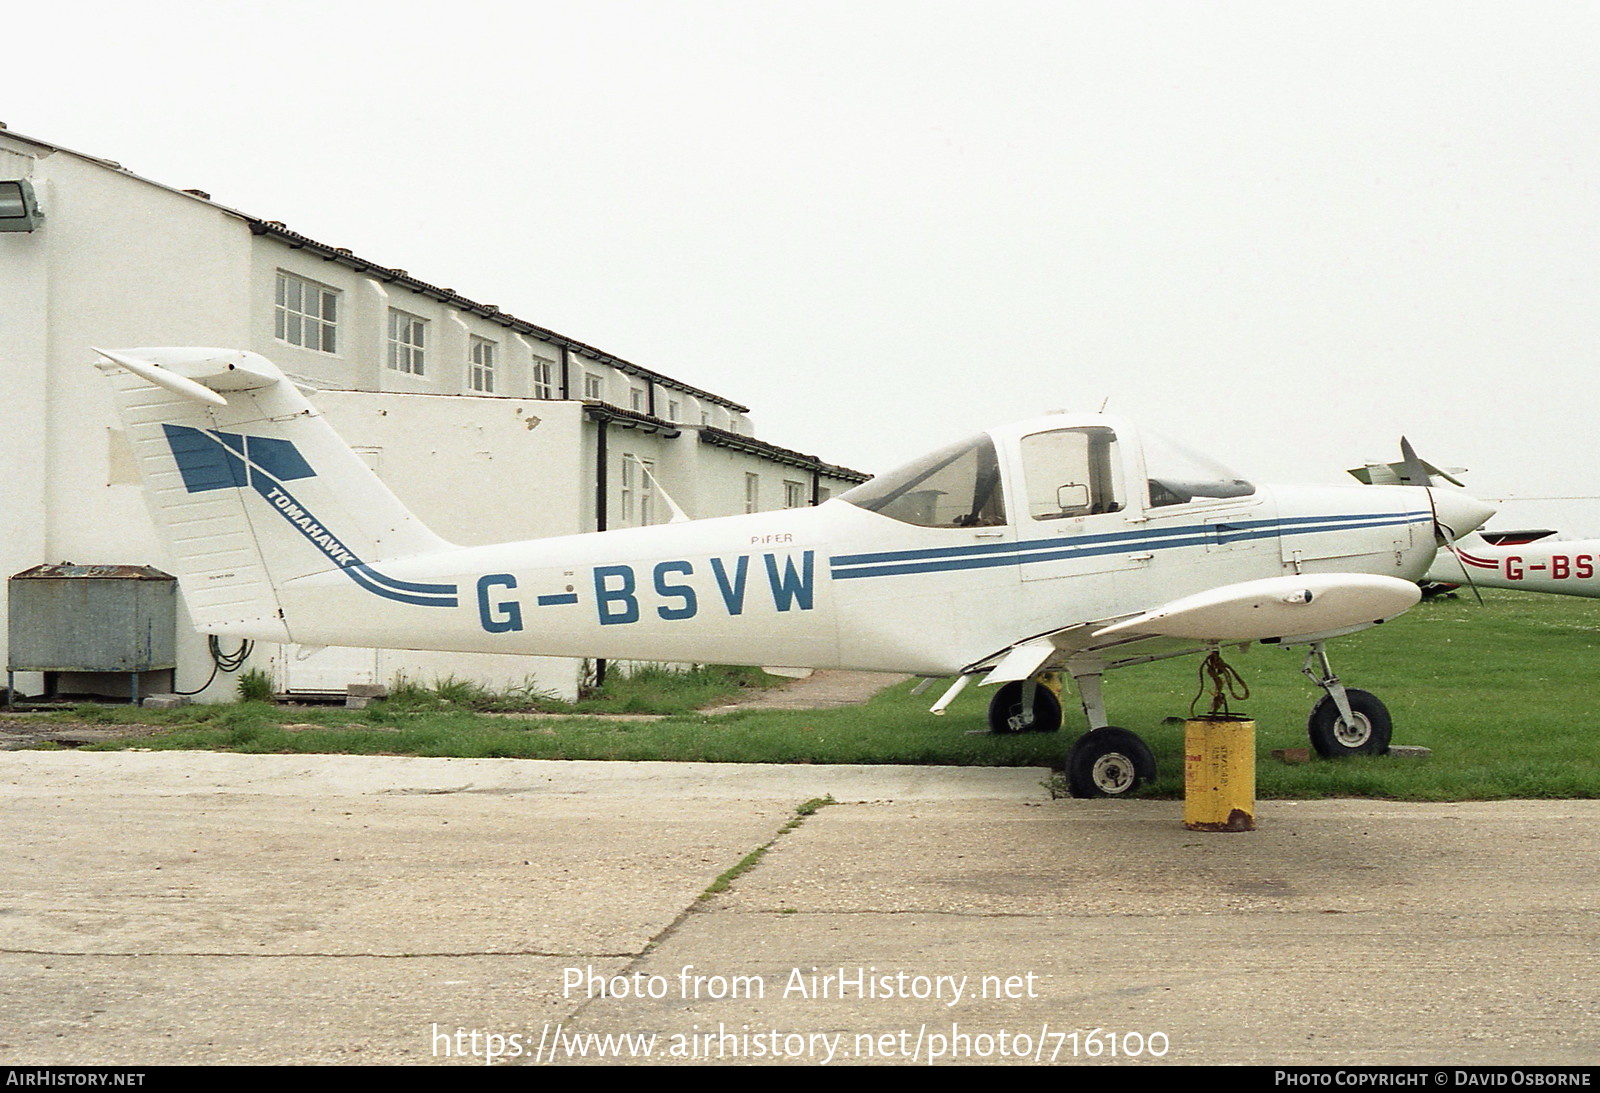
xmin=629 ymin=456 xmax=692 ymax=524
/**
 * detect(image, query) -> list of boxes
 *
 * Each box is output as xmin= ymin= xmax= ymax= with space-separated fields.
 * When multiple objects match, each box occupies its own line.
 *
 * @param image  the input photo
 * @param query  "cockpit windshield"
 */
xmin=839 ymin=434 xmax=1007 ymax=528
xmin=1143 ymin=430 xmax=1255 ymax=507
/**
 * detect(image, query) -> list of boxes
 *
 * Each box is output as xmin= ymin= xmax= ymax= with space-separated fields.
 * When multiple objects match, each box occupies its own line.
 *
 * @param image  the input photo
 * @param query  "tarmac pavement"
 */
xmin=1 ymin=750 xmax=1595 ymax=1066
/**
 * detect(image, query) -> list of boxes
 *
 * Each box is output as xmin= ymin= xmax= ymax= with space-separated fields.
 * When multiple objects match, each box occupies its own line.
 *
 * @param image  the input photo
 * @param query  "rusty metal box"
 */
xmin=7 ymin=564 xmax=177 ymax=672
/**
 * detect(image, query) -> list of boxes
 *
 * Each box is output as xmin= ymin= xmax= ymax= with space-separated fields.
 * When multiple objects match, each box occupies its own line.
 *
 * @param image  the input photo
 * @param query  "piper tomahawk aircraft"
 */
xmin=96 ymin=347 xmax=1496 ymax=797
xmin=1426 ymin=531 xmax=1600 ymax=598
xmin=1351 ymin=443 xmax=1600 ymax=601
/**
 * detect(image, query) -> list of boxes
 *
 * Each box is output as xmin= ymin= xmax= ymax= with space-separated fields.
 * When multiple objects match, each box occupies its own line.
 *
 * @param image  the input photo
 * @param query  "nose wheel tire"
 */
xmin=1307 ymin=688 xmax=1392 ymax=758
xmin=987 ymin=680 xmax=1063 ymax=734
xmin=1065 ymin=727 xmax=1157 ymax=798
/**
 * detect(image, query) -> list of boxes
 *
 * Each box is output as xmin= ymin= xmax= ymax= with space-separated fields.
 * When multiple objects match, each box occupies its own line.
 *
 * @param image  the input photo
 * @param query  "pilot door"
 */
xmin=1013 ymin=425 xmax=1137 ymax=621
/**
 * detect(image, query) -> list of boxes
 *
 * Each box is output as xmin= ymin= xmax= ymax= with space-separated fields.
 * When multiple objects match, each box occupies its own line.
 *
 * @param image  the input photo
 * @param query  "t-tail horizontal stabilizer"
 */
xmin=95 ymin=347 xmax=455 ymax=643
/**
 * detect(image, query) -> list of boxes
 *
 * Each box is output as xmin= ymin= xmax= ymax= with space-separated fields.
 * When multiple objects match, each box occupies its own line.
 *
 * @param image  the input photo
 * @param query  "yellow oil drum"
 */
xmin=1183 ymin=715 xmax=1256 ymax=832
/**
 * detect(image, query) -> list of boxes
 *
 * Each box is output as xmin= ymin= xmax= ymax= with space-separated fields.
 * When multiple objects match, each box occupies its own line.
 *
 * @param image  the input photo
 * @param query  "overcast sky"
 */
xmin=12 ymin=1 xmax=1600 ymax=530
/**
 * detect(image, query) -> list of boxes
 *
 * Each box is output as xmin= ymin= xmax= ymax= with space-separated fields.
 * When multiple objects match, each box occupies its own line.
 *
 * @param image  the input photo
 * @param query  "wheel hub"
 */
xmin=1090 ymin=752 xmax=1136 ymax=794
xmin=1334 ymin=713 xmax=1372 ymax=748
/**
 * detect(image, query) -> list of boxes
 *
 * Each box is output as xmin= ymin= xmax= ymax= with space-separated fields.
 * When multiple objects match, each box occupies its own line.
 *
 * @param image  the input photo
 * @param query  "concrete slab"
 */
xmin=1 ymin=751 xmax=1595 ymax=1066
xmin=583 ymin=800 xmax=1600 ymax=1065
xmin=0 ymin=954 xmax=606 ymax=1066
xmin=699 ymin=669 xmax=911 ymax=712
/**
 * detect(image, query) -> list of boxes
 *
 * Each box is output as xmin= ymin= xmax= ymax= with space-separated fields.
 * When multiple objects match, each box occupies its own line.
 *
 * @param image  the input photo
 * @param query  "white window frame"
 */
xmin=620 ymin=456 xmax=637 ymax=525
xmin=275 ymin=272 xmax=339 ymax=354
xmin=745 ymin=472 xmax=760 ymax=514
xmin=629 ymin=386 xmax=646 ymax=413
xmin=469 ymin=337 xmax=496 ymax=393
xmin=583 ymin=373 xmax=603 ymax=400
xmin=532 ymin=357 xmax=555 ymax=399
xmin=640 ymin=459 xmax=656 ymax=526
xmin=784 ymin=480 xmax=805 ymax=509
xmin=667 ymin=399 xmax=681 ymax=422
xmin=388 ymin=309 xmax=427 ymax=375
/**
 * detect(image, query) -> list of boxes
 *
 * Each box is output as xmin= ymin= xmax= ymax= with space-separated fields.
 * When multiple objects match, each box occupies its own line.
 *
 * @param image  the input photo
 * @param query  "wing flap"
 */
xmin=983 ymin=638 xmax=1058 ymax=685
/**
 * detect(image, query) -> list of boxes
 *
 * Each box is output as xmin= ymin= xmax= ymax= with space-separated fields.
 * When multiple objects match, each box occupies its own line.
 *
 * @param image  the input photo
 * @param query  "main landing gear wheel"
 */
xmin=1306 ymin=688 xmax=1392 ymax=758
xmin=1065 ymin=727 xmax=1157 ymax=798
xmin=987 ymin=681 xmax=1062 ymax=734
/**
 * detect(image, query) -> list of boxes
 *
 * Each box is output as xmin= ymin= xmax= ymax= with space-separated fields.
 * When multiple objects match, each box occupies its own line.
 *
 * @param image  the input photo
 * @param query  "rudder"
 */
xmin=98 ymin=347 xmax=456 ymax=642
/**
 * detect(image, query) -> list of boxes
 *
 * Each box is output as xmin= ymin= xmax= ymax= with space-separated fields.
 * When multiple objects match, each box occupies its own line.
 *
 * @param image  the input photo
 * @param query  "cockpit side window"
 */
xmin=1020 ymin=427 xmax=1123 ymax=520
xmin=1143 ymin=430 xmax=1255 ymax=507
xmin=838 ymin=434 xmax=1007 ymax=528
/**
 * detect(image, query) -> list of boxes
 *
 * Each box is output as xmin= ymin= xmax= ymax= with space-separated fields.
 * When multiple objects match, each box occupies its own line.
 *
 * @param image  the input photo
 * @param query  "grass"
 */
xmin=379 ymin=664 xmax=777 ymax=716
xmin=700 ymin=797 xmax=836 ymax=899
xmin=27 ymin=590 xmax=1600 ymax=800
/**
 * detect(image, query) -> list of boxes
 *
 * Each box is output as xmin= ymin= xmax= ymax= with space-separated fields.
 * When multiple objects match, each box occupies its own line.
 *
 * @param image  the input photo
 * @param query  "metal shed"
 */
xmin=7 ymin=564 xmax=177 ymax=704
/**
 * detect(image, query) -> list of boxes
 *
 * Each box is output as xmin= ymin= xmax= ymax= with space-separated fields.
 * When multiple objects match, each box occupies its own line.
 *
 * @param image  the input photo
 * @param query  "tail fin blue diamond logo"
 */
xmin=163 ymin=425 xmax=459 ymax=608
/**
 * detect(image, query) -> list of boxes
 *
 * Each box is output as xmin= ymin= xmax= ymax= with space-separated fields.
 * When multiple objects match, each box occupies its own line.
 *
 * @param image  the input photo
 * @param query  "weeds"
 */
xmin=236 ymin=669 xmax=275 ymax=703
xmin=702 ymin=796 xmax=836 ymax=898
xmin=376 ymin=666 xmax=769 ymax=716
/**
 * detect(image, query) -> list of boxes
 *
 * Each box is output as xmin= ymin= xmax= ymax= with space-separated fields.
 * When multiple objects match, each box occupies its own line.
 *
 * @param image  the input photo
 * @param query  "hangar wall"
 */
xmin=0 ymin=127 xmax=866 ymax=703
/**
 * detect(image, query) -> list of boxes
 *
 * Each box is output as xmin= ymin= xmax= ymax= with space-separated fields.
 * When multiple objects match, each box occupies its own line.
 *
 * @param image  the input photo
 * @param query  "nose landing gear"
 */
xmin=1301 ymin=642 xmax=1392 ymax=757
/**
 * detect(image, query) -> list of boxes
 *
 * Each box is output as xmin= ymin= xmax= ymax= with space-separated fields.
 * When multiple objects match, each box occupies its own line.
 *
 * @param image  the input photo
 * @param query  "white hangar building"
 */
xmin=0 ymin=127 xmax=867 ymax=702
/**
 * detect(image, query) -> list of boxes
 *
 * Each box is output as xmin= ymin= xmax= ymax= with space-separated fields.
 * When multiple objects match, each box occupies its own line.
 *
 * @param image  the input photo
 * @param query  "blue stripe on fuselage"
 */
xmin=828 ymin=512 xmax=1428 ymax=580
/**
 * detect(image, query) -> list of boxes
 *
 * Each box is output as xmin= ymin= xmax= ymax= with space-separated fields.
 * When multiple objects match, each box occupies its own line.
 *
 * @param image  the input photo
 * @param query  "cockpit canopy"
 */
xmin=1142 ymin=429 xmax=1255 ymax=507
xmin=839 ymin=420 xmax=1253 ymax=528
xmin=837 ymin=433 xmax=1006 ymax=528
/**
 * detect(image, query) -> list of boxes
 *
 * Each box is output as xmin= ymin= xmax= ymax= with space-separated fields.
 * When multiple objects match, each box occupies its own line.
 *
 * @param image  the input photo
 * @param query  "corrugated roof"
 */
xmin=698 ymin=427 xmax=868 ymax=482
xmin=10 ymin=564 xmax=175 ymax=581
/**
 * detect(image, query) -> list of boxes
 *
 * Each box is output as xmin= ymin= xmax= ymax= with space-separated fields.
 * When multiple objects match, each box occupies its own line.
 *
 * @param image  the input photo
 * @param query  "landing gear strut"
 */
xmin=986 ymin=677 xmax=1063 ymax=733
xmin=1060 ymin=665 xmax=1156 ymax=798
xmin=1301 ymin=642 xmax=1392 ymax=757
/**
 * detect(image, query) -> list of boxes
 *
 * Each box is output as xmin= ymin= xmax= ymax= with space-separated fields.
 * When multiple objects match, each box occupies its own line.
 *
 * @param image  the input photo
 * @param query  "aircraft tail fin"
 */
xmin=97 ymin=347 xmax=455 ymax=642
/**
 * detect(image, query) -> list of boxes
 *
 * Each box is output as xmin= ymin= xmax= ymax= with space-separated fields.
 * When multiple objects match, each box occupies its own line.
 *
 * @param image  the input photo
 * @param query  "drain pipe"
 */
xmin=593 ymin=416 xmax=608 ymax=691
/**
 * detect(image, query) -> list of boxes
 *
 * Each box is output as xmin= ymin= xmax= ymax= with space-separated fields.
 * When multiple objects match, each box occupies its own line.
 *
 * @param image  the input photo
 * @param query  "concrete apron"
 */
xmin=0 ymin=751 xmax=1594 ymax=1066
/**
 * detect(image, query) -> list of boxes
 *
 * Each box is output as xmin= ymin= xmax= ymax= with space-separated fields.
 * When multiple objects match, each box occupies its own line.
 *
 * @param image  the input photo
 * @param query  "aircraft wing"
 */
xmin=968 ymin=573 xmax=1422 ymax=682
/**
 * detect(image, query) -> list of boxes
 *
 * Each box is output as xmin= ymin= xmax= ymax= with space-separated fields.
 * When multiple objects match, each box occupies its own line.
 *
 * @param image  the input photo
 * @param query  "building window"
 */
xmin=784 ymin=481 xmax=805 ymax=509
xmin=583 ymin=373 xmax=603 ymax=400
xmin=532 ymin=357 xmax=555 ymax=398
xmin=621 ymin=456 xmax=636 ymax=525
xmin=630 ymin=386 xmax=646 ymax=413
xmin=667 ymin=399 xmax=681 ymax=422
xmin=745 ymin=473 xmax=760 ymax=514
xmin=620 ymin=456 xmax=659 ymax=526
xmin=639 ymin=459 xmax=656 ymax=526
xmin=469 ymin=337 xmax=496 ymax=393
xmin=701 ymin=411 xmax=711 ymax=426
xmin=388 ymin=309 xmax=426 ymax=375
xmin=275 ymin=272 xmax=338 ymax=353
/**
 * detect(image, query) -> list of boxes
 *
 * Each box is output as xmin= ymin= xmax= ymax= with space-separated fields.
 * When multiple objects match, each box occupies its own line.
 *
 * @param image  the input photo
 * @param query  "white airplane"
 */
xmin=1426 ymin=530 xmax=1600 ymax=598
xmin=1350 ymin=443 xmax=1600 ymax=600
xmin=94 ymin=347 xmax=1496 ymax=797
